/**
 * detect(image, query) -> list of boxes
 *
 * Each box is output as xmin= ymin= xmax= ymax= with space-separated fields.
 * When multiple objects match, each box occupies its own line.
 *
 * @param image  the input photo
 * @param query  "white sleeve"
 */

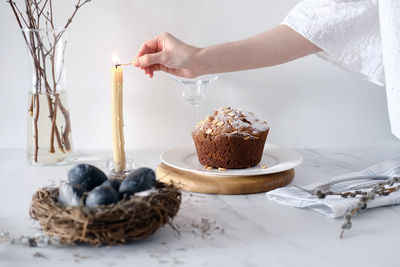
xmin=379 ymin=0 xmax=400 ymax=138
xmin=282 ymin=0 xmax=384 ymax=86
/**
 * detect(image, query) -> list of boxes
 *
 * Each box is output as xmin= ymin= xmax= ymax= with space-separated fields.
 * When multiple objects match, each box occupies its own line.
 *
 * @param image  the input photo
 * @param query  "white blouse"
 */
xmin=283 ymin=0 xmax=400 ymax=138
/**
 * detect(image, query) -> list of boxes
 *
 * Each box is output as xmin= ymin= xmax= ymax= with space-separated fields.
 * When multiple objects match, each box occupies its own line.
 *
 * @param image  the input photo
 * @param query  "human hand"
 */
xmin=133 ymin=32 xmax=200 ymax=78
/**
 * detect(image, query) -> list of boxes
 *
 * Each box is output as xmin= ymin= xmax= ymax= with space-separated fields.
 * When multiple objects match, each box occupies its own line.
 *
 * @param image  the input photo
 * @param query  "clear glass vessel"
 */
xmin=23 ymin=28 xmax=74 ymax=165
xmin=169 ymin=74 xmax=218 ymax=125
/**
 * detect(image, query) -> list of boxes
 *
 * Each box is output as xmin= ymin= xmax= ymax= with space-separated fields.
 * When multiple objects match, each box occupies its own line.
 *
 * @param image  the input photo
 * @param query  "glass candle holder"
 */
xmin=106 ymin=157 xmax=135 ymax=180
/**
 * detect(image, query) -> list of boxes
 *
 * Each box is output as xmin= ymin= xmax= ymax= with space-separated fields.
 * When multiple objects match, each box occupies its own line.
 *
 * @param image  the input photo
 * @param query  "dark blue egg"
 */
xmin=70 ymin=183 xmax=88 ymax=198
xmin=68 ymin=164 xmax=108 ymax=191
xmin=101 ymin=179 xmax=121 ymax=192
xmin=119 ymin=167 xmax=156 ymax=197
xmin=85 ymin=186 xmax=119 ymax=208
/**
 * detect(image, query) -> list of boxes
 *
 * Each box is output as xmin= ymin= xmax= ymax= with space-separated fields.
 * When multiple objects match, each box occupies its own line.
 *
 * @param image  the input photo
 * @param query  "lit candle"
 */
xmin=111 ymin=54 xmax=126 ymax=172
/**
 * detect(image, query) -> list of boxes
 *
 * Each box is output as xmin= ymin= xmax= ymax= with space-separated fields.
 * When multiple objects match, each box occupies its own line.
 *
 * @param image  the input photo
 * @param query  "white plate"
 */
xmin=160 ymin=144 xmax=303 ymax=177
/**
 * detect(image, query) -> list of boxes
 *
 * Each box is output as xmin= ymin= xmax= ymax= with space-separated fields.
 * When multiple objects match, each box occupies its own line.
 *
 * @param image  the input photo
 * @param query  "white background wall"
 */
xmin=1 ymin=0 xmax=399 ymax=150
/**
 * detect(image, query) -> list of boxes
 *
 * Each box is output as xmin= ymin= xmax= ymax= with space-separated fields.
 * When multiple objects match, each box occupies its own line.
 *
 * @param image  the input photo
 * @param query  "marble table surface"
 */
xmin=1 ymin=147 xmax=400 ymax=267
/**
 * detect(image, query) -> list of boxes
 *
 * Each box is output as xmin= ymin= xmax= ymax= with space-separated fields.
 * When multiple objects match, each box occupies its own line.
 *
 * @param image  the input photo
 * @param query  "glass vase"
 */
xmin=23 ymin=28 xmax=74 ymax=165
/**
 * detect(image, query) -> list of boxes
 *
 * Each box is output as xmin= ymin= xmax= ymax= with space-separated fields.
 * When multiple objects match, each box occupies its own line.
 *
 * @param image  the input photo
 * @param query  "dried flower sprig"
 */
xmin=312 ymin=177 xmax=400 ymax=238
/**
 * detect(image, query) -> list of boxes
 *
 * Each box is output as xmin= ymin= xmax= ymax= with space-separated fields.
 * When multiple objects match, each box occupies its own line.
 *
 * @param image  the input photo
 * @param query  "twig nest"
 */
xmin=30 ymin=181 xmax=181 ymax=246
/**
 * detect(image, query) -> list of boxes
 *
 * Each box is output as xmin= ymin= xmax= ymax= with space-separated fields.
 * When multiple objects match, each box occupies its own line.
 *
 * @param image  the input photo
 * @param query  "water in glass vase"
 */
xmin=27 ymin=91 xmax=74 ymax=165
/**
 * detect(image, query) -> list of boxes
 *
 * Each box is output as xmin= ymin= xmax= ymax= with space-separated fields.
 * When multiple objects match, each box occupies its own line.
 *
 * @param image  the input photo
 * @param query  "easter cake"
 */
xmin=191 ymin=107 xmax=269 ymax=169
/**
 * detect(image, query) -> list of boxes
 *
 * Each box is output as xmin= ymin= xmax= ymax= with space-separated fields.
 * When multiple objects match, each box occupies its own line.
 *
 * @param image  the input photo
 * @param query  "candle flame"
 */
xmin=112 ymin=54 xmax=120 ymax=65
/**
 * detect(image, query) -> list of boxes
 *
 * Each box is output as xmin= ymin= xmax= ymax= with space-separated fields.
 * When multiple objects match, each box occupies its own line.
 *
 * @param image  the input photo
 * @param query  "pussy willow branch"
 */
xmin=27 ymin=0 xmax=65 ymax=155
xmin=58 ymin=99 xmax=71 ymax=151
xmin=313 ymin=178 xmax=400 ymax=239
xmin=8 ymin=0 xmax=91 ymax=161
xmin=49 ymin=95 xmax=60 ymax=153
xmin=33 ymin=94 xmax=39 ymax=162
xmin=46 ymin=94 xmax=64 ymax=153
xmin=10 ymin=1 xmax=59 ymax=159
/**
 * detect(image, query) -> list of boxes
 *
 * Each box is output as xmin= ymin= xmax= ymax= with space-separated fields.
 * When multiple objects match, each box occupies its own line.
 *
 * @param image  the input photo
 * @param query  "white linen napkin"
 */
xmin=282 ymin=0 xmax=400 ymax=138
xmin=266 ymin=159 xmax=400 ymax=218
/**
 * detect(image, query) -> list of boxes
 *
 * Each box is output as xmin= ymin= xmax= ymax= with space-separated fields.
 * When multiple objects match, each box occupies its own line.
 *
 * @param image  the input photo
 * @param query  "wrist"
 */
xmin=190 ymin=44 xmax=232 ymax=76
xmin=190 ymin=46 xmax=208 ymax=77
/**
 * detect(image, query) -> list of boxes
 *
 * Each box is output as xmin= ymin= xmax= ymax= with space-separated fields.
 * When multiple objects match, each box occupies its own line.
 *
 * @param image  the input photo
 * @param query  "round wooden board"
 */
xmin=156 ymin=163 xmax=295 ymax=195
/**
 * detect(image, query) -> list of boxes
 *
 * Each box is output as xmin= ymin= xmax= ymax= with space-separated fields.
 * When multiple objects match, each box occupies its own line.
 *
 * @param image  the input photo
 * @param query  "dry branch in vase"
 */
xmin=7 ymin=0 xmax=91 ymax=164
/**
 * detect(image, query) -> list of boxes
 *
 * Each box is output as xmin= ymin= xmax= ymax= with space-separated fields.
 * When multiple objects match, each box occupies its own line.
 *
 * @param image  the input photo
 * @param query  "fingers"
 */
xmin=136 ymin=36 xmax=161 ymax=57
xmin=141 ymin=65 xmax=155 ymax=78
xmin=134 ymin=52 xmax=165 ymax=68
xmin=133 ymin=34 xmax=163 ymax=67
xmin=141 ymin=64 xmax=170 ymax=78
xmin=134 ymin=33 xmax=177 ymax=77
